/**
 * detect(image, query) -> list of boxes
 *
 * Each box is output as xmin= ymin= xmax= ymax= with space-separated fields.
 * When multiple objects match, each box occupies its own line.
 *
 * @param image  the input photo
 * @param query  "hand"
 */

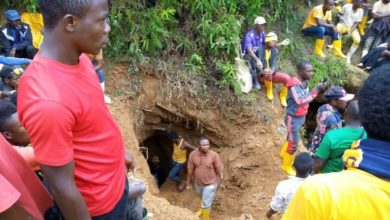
xmin=186 ymin=181 xmax=192 ymax=190
xmin=280 ymin=39 xmax=290 ymax=46
xmin=256 ymin=59 xmax=263 ymax=69
xmin=125 ymin=152 xmax=136 ymax=172
xmin=9 ymin=48 xmax=16 ymax=57
xmin=333 ymin=26 xmax=340 ymax=35
xmin=315 ymin=83 xmax=328 ymax=93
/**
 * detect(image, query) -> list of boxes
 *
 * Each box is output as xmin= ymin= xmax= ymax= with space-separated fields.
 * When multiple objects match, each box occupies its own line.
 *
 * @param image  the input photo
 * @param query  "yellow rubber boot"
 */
xmin=358 ymin=16 xmax=367 ymax=36
xmin=332 ymin=39 xmax=346 ymax=59
xmin=201 ymin=208 xmax=211 ymax=220
xmin=281 ymin=153 xmax=296 ymax=176
xmin=314 ymin=39 xmax=326 ymax=59
xmin=264 ymin=80 xmax=274 ymax=100
xmin=196 ymin=209 xmax=202 ymax=217
xmin=279 ymin=141 xmax=288 ymax=159
xmin=279 ymin=86 xmax=288 ymax=107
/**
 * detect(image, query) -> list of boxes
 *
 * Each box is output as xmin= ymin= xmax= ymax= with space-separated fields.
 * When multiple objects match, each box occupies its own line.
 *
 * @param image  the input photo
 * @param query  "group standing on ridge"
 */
xmin=0 ymin=0 xmax=390 ymax=220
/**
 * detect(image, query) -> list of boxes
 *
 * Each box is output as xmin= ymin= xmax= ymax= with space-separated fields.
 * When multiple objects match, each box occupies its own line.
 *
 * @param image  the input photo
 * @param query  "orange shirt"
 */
xmin=0 ymin=135 xmax=52 ymax=220
xmin=188 ymin=149 xmax=223 ymax=186
xmin=18 ymin=54 xmax=126 ymax=216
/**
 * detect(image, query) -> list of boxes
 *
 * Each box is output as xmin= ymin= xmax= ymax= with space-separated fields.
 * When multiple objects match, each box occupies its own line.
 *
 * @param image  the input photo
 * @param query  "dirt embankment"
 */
xmin=106 ymin=63 xmax=367 ymax=219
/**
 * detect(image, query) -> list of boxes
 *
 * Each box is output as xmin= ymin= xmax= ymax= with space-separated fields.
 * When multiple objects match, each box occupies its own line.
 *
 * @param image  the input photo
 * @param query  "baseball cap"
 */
xmin=265 ymin=32 xmax=278 ymax=42
xmin=254 ymin=16 xmax=266 ymax=25
xmin=325 ymin=86 xmax=355 ymax=101
xmin=5 ymin=9 xmax=21 ymax=22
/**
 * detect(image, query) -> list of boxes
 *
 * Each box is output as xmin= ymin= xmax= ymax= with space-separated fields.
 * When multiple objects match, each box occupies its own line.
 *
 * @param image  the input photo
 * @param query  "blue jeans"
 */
xmin=302 ymin=25 xmax=339 ymax=40
xmin=243 ymin=53 xmax=261 ymax=88
xmin=92 ymin=60 xmax=105 ymax=83
xmin=168 ymin=160 xmax=185 ymax=183
xmin=44 ymin=178 xmax=145 ymax=220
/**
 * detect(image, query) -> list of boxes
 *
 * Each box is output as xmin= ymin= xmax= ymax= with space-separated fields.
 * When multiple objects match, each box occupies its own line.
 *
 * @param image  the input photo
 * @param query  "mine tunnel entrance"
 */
xmin=140 ymin=131 xmax=174 ymax=188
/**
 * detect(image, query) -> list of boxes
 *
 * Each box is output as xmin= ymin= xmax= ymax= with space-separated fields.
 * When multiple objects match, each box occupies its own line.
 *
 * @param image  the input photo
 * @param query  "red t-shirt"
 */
xmin=0 ymin=135 xmax=52 ymax=220
xmin=18 ymin=54 xmax=126 ymax=216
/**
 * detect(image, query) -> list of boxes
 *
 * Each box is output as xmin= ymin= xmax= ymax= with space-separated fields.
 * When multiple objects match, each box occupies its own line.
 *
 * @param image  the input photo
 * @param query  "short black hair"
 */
xmin=358 ymin=64 xmax=390 ymax=141
xmin=0 ymin=66 xmax=16 ymax=82
xmin=38 ymin=0 xmax=93 ymax=30
xmin=345 ymin=100 xmax=360 ymax=121
xmin=293 ymin=152 xmax=313 ymax=176
xmin=0 ymin=100 xmax=17 ymax=132
xmin=167 ymin=130 xmax=179 ymax=140
xmin=199 ymin=136 xmax=209 ymax=144
xmin=297 ymin=60 xmax=311 ymax=72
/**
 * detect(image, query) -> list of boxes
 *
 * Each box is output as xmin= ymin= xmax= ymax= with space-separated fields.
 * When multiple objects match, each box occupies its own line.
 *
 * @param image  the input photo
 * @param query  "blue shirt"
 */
xmin=241 ymin=29 xmax=265 ymax=55
xmin=310 ymin=104 xmax=342 ymax=152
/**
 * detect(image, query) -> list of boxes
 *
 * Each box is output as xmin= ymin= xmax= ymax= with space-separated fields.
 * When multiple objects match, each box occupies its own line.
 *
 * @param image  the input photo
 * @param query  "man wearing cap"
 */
xmin=314 ymin=100 xmax=366 ymax=173
xmin=308 ymin=86 xmax=355 ymax=154
xmin=302 ymin=0 xmax=346 ymax=59
xmin=241 ymin=16 xmax=266 ymax=89
xmin=0 ymin=9 xmax=36 ymax=59
xmin=257 ymin=32 xmax=290 ymax=107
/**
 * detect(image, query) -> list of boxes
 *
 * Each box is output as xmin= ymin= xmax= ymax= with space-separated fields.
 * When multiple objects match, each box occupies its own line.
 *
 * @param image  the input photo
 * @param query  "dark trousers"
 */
xmin=15 ymin=45 xmax=37 ymax=59
xmin=302 ymin=25 xmax=339 ymax=40
xmin=44 ymin=179 xmax=145 ymax=220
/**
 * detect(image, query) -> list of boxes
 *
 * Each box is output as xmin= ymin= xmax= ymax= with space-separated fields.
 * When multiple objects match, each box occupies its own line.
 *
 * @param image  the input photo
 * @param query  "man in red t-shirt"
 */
xmin=0 ymin=134 xmax=52 ymax=220
xmin=17 ymin=0 xmax=136 ymax=219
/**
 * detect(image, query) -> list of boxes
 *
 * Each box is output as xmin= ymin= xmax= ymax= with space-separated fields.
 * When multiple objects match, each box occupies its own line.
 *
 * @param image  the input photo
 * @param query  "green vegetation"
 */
xmin=6 ymin=0 xmax=352 ymax=97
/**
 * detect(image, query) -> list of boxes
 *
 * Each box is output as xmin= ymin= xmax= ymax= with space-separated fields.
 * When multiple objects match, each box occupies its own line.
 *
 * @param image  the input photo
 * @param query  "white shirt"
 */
xmin=372 ymin=0 xmax=390 ymax=15
xmin=269 ymin=176 xmax=308 ymax=212
xmin=340 ymin=4 xmax=363 ymax=27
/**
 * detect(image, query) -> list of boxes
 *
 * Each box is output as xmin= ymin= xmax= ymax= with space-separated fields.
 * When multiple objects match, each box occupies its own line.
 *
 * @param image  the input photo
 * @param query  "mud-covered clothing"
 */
xmin=188 ymin=149 xmax=223 ymax=186
xmin=286 ymin=77 xmax=319 ymax=117
xmin=309 ymin=104 xmax=342 ymax=153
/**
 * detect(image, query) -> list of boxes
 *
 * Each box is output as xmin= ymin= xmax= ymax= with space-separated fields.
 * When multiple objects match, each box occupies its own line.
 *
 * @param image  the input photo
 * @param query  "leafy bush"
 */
xmin=308 ymin=56 xmax=350 ymax=88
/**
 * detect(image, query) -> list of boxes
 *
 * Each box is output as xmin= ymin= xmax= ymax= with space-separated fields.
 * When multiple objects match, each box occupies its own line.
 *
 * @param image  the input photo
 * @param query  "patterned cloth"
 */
xmin=270 ymin=176 xmax=308 ymax=212
xmin=309 ymin=104 xmax=342 ymax=153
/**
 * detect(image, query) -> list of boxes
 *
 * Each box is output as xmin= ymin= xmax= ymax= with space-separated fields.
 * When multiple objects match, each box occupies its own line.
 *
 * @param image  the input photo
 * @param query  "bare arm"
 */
xmin=247 ymin=47 xmax=262 ymax=67
xmin=316 ymin=18 xmax=335 ymax=29
xmin=314 ymin=158 xmax=326 ymax=173
xmin=183 ymin=141 xmax=197 ymax=151
xmin=0 ymin=203 xmax=36 ymax=220
xmin=373 ymin=11 xmax=390 ymax=19
xmin=41 ymin=161 xmax=91 ymax=220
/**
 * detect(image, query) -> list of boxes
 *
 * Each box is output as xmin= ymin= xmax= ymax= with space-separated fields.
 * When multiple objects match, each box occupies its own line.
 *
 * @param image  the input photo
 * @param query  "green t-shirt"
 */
xmin=315 ymin=127 xmax=366 ymax=173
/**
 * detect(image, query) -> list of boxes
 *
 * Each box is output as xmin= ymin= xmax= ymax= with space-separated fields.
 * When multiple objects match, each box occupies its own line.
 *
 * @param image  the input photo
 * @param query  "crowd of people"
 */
xmin=0 ymin=0 xmax=389 ymax=220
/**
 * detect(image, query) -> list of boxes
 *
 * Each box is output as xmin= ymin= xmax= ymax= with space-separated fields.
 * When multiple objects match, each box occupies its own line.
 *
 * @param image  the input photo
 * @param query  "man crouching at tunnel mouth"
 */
xmin=17 ymin=0 xmax=141 ymax=219
xmin=186 ymin=136 xmax=224 ymax=220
